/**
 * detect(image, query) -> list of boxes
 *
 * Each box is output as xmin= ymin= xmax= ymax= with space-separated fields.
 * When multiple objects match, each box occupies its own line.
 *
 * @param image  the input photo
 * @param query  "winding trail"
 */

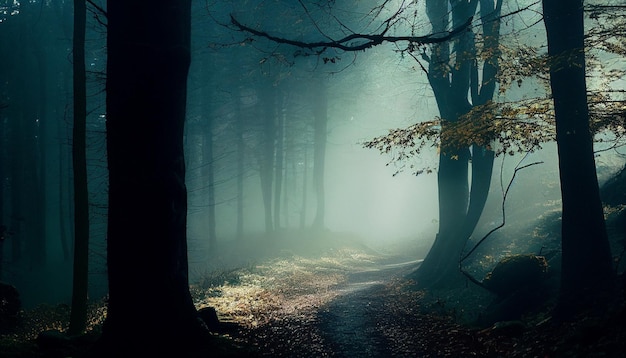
xmin=317 ymin=259 xmax=422 ymax=357
xmin=237 ymin=255 xmax=428 ymax=357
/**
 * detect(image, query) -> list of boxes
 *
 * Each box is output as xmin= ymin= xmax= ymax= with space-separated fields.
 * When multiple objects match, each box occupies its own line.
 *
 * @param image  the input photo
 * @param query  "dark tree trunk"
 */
xmin=58 ymin=68 xmax=72 ymax=262
xmin=9 ymin=38 xmax=26 ymax=264
xmin=543 ymin=0 xmax=615 ymax=319
xmin=415 ymin=0 xmax=500 ymax=289
xmin=32 ymin=40 xmax=48 ymax=268
xmin=68 ymin=0 xmax=89 ymax=336
xmin=101 ymin=1 xmax=207 ymax=354
xmin=415 ymin=0 xmax=473 ymax=288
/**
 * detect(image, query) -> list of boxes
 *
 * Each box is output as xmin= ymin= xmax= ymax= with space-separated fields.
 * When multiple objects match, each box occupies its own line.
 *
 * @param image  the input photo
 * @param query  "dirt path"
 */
xmin=238 ymin=257 xmax=424 ymax=357
xmin=317 ymin=259 xmax=421 ymax=357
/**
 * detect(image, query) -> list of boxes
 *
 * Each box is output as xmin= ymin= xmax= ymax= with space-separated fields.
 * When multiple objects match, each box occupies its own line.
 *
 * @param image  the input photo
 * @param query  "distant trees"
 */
xmin=230 ymin=1 xmax=502 ymax=286
xmin=101 ymin=0 xmax=209 ymax=354
xmin=0 ymin=1 xmax=82 ymax=284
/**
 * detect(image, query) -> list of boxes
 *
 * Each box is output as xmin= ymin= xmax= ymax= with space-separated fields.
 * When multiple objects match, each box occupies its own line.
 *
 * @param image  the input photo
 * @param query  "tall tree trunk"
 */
xmin=273 ymin=100 xmax=285 ymax=230
xmin=259 ymin=84 xmax=275 ymax=234
xmin=101 ymin=1 xmax=207 ymax=354
xmin=415 ymin=0 xmax=473 ymax=288
xmin=202 ymin=122 xmax=217 ymax=252
xmin=300 ymin=145 xmax=309 ymax=229
xmin=236 ymin=90 xmax=245 ymax=240
xmin=68 ymin=0 xmax=89 ymax=335
xmin=32 ymin=41 xmax=48 ymax=268
xmin=543 ymin=0 xmax=615 ymax=319
xmin=9 ymin=61 xmax=25 ymax=264
xmin=311 ymin=80 xmax=327 ymax=231
xmin=283 ymin=120 xmax=294 ymax=229
xmin=415 ymin=0 xmax=501 ymax=289
xmin=58 ymin=68 xmax=72 ymax=262
xmin=460 ymin=0 xmax=501 ymax=240
xmin=199 ymin=62 xmax=217 ymax=252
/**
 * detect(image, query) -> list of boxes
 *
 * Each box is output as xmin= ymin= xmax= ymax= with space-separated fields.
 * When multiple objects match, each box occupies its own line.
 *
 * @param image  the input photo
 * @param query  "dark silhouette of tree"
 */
xmin=99 ymin=0 xmax=210 ymax=354
xmin=407 ymin=0 xmax=502 ymax=289
xmin=68 ymin=0 xmax=89 ymax=336
xmin=543 ymin=0 xmax=615 ymax=320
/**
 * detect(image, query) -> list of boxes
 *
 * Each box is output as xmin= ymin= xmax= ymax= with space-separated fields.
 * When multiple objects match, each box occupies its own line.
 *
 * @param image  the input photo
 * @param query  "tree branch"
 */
xmin=460 ymin=157 xmax=544 ymax=264
xmin=458 ymin=156 xmax=543 ymax=288
xmin=229 ymin=14 xmax=473 ymax=53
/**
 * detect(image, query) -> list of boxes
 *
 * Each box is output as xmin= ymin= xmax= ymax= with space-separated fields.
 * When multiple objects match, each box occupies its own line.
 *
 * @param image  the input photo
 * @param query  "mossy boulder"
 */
xmin=483 ymin=254 xmax=549 ymax=298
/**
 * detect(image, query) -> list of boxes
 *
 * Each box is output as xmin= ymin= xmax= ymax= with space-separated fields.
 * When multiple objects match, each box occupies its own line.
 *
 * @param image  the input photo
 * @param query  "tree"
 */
xmin=365 ymin=0 xmax=621 ymax=312
xmin=68 ymin=0 xmax=89 ymax=336
xmin=542 ymin=0 xmax=615 ymax=319
xmin=311 ymin=77 xmax=328 ymax=231
xmin=408 ymin=0 xmax=502 ymax=288
xmin=259 ymin=81 xmax=277 ymax=234
xmin=98 ymin=0 xmax=210 ymax=354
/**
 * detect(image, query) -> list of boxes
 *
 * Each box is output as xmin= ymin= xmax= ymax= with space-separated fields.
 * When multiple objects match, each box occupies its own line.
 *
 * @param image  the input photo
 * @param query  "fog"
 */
xmin=1 ymin=0 xmax=624 ymax=316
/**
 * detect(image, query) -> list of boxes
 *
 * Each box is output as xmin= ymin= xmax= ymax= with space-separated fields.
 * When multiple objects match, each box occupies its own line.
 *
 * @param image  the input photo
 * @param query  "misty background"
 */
xmin=0 ymin=0 xmax=624 ymax=309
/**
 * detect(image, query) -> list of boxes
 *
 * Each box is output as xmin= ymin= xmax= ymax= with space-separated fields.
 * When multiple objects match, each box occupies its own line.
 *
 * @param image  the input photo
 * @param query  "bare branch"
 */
xmin=229 ymin=14 xmax=473 ymax=53
xmin=460 ymin=157 xmax=543 ymax=264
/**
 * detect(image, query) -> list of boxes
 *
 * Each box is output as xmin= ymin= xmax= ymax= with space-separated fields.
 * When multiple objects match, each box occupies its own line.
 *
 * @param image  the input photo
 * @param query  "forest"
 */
xmin=0 ymin=0 xmax=625 ymax=357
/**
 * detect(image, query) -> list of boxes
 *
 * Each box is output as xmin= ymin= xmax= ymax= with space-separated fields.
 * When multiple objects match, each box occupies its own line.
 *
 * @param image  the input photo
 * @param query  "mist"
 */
xmin=1 ymin=0 xmax=626 ymax=356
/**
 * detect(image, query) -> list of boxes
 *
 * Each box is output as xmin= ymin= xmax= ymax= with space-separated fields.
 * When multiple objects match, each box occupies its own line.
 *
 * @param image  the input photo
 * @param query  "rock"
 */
xmin=0 ymin=282 xmax=21 ymax=334
xmin=483 ymin=254 xmax=549 ymax=298
xmin=478 ymin=255 xmax=551 ymax=326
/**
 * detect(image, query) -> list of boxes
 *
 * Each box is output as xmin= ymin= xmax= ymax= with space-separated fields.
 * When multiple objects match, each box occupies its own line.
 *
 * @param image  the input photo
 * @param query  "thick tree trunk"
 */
xmin=543 ymin=0 xmax=615 ymax=319
xmin=417 ymin=147 xmax=470 ymax=287
xmin=101 ymin=1 xmax=207 ymax=354
xmin=415 ymin=0 xmax=500 ymax=289
xmin=415 ymin=0 xmax=472 ymax=287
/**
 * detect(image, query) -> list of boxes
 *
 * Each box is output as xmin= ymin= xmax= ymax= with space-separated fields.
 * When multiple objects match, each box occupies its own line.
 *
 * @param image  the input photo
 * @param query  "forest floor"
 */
xmin=1 ymin=231 xmax=625 ymax=357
